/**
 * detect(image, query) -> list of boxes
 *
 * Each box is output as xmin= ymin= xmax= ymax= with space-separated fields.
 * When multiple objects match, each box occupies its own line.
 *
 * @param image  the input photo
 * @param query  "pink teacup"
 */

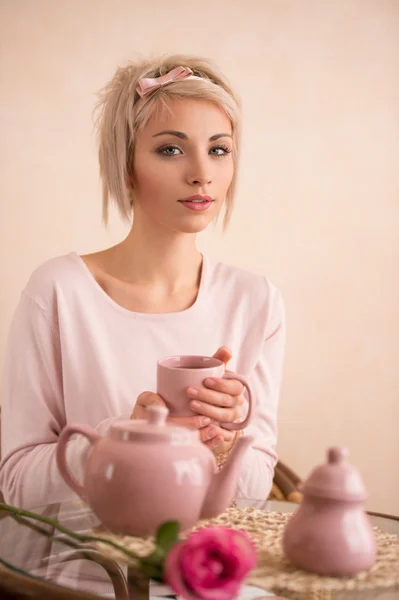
xmin=157 ymin=355 xmax=253 ymax=430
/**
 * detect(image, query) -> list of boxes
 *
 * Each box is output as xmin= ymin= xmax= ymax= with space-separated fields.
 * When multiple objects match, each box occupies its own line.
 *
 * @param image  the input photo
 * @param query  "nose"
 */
xmin=186 ymin=157 xmax=212 ymax=187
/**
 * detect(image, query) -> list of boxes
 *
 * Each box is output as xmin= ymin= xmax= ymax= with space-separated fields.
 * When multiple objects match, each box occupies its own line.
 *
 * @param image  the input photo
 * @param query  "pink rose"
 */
xmin=164 ymin=526 xmax=257 ymax=600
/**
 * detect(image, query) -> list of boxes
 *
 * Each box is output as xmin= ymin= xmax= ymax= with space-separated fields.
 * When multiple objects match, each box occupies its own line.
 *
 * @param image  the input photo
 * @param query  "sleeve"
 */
xmin=0 ymin=292 xmax=119 ymax=509
xmin=235 ymin=286 xmax=286 ymax=500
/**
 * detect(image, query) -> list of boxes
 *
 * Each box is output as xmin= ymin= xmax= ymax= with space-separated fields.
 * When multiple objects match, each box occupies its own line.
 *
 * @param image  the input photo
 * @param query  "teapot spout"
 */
xmin=200 ymin=435 xmax=254 ymax=520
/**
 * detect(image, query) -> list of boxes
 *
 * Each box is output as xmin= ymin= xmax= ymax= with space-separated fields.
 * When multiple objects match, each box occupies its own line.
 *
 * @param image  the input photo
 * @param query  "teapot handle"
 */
xmin=219 ymin=372 xmax=254 ymax=430
xmin=56 ymin=424 xmax=101 ymax=500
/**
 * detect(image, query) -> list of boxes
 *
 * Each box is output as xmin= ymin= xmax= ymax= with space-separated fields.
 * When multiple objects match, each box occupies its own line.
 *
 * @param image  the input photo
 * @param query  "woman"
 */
xmin=0 ymin=55 xmax=285 ymax=508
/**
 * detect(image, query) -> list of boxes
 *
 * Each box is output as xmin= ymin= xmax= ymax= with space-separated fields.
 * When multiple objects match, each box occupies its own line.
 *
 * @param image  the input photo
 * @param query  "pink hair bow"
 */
xmin=136 ymin=66 xmax=195 ymax=98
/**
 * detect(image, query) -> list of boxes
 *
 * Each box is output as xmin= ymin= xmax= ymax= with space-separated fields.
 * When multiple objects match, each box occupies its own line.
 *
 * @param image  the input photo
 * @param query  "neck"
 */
xmin=112 ymin=212 xmax=202 ymax=289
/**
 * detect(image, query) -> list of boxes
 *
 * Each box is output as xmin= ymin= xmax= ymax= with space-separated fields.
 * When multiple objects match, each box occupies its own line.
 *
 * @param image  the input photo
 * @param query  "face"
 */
xmin=132 ymin=98 xmax=234 ymax=234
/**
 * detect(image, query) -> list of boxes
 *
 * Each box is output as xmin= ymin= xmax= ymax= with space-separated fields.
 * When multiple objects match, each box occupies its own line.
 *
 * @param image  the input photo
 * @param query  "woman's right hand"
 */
xmin=131 ymin=392 xmax=219 ymax=442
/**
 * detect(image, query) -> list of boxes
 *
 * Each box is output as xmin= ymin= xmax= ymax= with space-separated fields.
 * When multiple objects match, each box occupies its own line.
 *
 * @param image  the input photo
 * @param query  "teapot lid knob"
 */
xmin=328 ymin=447 xmax=348 ymax=464
xmin=301 ymin=445 xmax=367 ymax=502
xmin=146 ymin=405 xmax=169 ymax=426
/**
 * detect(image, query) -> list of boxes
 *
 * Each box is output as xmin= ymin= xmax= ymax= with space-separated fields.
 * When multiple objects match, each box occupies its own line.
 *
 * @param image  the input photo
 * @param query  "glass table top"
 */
xmin=0 ymin=498 xmax=398 ymax=599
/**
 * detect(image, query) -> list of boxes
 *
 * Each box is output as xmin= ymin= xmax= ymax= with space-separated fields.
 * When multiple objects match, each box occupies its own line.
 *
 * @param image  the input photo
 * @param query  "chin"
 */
xmin=174 ymin=215 xmax=215 ymax=234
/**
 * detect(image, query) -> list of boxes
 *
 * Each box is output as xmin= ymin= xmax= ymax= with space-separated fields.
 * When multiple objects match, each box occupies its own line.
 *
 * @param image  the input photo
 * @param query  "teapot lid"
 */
xmin=301 ymin=447 xmax=367 ymax=502
xmin=109 ymin=406 xmax=198 ymax=444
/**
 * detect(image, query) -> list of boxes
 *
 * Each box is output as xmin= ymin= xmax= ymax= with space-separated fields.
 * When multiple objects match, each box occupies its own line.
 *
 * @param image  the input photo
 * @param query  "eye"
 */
xmin=210 ymin=145 xmax=232 ymax=157
xmin=157 ymin=145 xmax=182 ymax=157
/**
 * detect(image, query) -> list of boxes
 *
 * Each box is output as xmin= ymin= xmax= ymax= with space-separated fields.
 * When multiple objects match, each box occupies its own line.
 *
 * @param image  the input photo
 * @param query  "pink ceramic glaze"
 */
xmin=56 ymin=406 xmax=253 ymax=536
xmin=157 ymin=355 xmax=254 ymax=430
xmin=283 ymin=447 xmax=377 ymax=576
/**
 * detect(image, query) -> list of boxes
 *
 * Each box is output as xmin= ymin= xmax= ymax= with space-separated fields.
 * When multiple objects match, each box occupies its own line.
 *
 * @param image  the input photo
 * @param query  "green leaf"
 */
xmin=143 ymin=549 xmax=164 ymax=567
xmin=155 ymin=521 xmax=180 ymax=553
xmin=138 ymin=561 xmax=163 ymax=580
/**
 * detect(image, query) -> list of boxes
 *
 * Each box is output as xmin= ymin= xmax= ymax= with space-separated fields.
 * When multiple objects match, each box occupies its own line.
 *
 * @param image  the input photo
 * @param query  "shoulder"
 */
xmin=205 ymin=255 xmax=283 ymax=312
xmin=22 ymin=253 xmax=85 ymax=311
xmin=204 ymin=256 xmax=285 ymax=343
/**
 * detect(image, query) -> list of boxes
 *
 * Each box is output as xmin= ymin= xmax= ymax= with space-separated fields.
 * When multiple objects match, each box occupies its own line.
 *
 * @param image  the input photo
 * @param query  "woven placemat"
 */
xmin=91 ymin=507 xmax=399 ymax=599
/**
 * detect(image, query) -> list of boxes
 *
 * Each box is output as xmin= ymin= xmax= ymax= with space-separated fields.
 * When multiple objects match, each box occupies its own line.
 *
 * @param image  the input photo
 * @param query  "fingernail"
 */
xmin=201 ymin=417 xmax=211 ymax=427
xmin=191 ymin=400 xmax=201 ymax=408
xmin=212 ymin=438 xmax=222 ymax=448
xmin=205 ymin=378 xmax=216 ymax=387
xmin=187 ymin=387 xmax=199 ymax=397
xmin=207 ymin=427 xmax=216 ymax=439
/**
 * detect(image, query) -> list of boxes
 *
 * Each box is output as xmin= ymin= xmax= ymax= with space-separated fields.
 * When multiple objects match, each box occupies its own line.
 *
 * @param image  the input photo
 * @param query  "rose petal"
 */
xmin=181 ymin=548 xmax=213 ymax=587
xmin=188 ymin=528 xmax=231 ymax=551
xmin=164 ymin=543 xmax=203 ymax=600
xmin=181 ymin=547 xmax=235 ymax=589
xmin=164 ymin=527 xmax=257 ymax=600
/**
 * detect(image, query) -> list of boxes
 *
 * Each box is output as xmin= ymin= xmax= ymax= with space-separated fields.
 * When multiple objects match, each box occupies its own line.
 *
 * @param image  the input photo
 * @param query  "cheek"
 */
xmin=221 ymin=161 xmax=235 ymax=189
xmin=134 ymin=159 xmax=165 ymax=197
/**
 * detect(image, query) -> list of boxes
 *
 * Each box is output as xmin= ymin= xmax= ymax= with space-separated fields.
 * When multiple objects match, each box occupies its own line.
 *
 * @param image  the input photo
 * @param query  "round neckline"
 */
xmin=68 ymin=251 xmax=208 ymax=319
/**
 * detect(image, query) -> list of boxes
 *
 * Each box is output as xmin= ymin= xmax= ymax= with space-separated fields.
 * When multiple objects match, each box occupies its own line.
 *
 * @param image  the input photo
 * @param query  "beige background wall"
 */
xmin=1 ymin=1 xmax=398 ymax=513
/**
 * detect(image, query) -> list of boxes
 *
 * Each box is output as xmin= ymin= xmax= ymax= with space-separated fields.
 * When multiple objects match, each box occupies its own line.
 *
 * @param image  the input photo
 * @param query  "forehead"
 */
xmin=141 ymin=98 xmax=232 ymax=138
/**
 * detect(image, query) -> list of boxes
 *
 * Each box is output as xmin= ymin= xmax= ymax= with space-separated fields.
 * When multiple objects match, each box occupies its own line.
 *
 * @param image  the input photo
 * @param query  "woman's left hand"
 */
xmin=186 ymin=346 xmax=245 ymax=455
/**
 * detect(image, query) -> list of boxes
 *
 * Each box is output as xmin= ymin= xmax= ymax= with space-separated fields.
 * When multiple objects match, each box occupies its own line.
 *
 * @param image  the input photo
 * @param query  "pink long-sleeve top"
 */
xmin=0 ymin=253 xmax=285 ymax=508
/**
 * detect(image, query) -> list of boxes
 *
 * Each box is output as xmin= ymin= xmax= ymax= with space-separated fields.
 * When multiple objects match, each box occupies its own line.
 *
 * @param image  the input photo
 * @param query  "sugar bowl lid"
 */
xmin=109 ymin=405 xmax=198 ymax=444
xmin=301 ymin=447 xmax=367 ymax=502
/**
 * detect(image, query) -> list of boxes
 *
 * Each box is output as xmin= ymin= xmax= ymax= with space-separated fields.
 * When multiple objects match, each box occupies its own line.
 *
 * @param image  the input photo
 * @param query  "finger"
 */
xmin=204 ymin=435 xmax=225 ymax=450
xmin=212 ymin=346 xmax=232 ymax=366
xmin=199 ymin=425 xmax=218 ymax=443
xmin=187 ymin=385 xmax=235 ymax=408
xmin=136 ymin=392 xmax=167 ymax=408
xmin=233 ymin=406 xmax=243 ymax=422
xmin=203 ymin=377 xmax=244 ymax=396
xmin=199 ymin=425 xmax=235 ymax=444
xmin=167 ymin=415 xmax=211 ymax=430
xmin=188 ymin=399 xmax=237 ymax=423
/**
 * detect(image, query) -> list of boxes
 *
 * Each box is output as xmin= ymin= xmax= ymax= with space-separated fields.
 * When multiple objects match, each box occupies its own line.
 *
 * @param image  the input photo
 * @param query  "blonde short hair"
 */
xmin=94 ymin=54 xmax=241 ymax=227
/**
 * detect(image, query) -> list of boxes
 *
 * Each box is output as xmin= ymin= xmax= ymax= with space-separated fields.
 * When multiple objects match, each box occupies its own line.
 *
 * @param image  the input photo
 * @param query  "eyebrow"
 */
xmin=152 ymin=130 xmax=232 ymax=141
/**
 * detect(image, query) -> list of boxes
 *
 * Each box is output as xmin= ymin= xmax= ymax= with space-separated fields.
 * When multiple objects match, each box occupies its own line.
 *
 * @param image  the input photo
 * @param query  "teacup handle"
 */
xmin=219 ymin=372 xmax=254 ymax=430
xmin=56 ymin=424 xmax=101 ymax=501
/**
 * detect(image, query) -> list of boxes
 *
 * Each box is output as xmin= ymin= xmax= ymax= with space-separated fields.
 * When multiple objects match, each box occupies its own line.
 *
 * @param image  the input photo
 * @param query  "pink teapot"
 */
xmin=283 ymin=447 xmax=376 ymax=576
xmin=56 ymin=406 xmax=253 ymax=536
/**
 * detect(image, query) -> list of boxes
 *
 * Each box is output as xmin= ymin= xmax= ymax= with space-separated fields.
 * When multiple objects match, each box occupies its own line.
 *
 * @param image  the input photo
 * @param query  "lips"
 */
xmin=179 ymin=200 xmax=213 ymax=211
xmin=178 ymin=195 xmax=214 ymax=212
xmin=179 ymin=195 xmax=214 ymax=203
xmin=181 ymin=199 xmax=210 ymax=203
